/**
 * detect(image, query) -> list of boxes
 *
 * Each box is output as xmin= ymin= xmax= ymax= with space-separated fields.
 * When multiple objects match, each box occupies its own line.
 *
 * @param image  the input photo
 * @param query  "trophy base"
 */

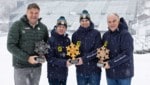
xmin=70 ymin=59 xmax=79 ymax=64
xmin=97 ymin=63 xmax=104 ymax=67
xmin=35 ymin=57 xmax=45 ymax=63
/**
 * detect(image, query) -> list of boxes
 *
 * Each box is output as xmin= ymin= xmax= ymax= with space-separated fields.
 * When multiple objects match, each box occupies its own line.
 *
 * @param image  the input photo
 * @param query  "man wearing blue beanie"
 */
xmin=47 ymin=16 xmax=71 ymax=85
xmin=72 ymin=10 xmax=102 ymax=85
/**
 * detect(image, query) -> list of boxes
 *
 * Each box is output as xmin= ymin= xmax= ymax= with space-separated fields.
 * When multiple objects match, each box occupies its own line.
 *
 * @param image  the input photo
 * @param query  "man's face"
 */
xmin=26 ymin=8 xmax=40 ymax=25
xmin=80 ymin=19 xmax=90 ymax=28
xmin=56 ymin=25 xmax=67 ymax=35
xmin=107 ymin=15 xmax=120 ymax=32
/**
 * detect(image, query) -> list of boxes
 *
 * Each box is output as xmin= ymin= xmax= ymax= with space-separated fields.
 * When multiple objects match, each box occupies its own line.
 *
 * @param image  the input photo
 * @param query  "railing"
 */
xmin=133 ymin=35 xmax=150 ymax=54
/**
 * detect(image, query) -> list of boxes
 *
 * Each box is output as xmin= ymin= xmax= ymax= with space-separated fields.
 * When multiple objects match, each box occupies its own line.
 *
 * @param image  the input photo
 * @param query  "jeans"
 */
xmin=14 ymin=67 xmax=41 ymax=85
xmin=107 ymin=77 xmax=132 ymax=85
xmin=77 ymin=72 xmax=101 ymax=85
xmin=48 ymin=78 xmax=66 ymax=85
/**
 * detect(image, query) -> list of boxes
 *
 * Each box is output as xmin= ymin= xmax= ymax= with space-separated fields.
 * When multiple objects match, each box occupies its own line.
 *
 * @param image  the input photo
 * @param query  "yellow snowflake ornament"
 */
xmin=66 ymin=43 xmax=80 ymax=60
xmin=97 ymin=41 xmax=110 ymax=61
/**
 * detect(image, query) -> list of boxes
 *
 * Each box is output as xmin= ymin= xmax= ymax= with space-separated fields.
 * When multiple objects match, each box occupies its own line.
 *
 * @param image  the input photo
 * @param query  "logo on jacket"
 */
xmin=22 ymin=30 xmax=26 ymax=34
xmin=57 ymin=46 xmax=62 ymax=52
xmin=38 ymin=27 xmax=40 ymax=30
xmin=76 ymin=41 xmax=81 ymax=47
xmin=24 ymin=27 xmax=30 ymax=29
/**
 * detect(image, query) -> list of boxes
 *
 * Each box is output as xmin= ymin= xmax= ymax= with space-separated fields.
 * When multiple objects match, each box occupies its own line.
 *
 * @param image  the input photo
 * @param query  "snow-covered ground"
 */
xmin=0 ymin=35 xmax=150 ymax=85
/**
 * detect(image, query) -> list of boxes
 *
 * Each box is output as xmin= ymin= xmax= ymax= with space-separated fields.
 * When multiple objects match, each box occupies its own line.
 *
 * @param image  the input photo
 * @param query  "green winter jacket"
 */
xmin=7 ymin=15 xmax=49 ymax=68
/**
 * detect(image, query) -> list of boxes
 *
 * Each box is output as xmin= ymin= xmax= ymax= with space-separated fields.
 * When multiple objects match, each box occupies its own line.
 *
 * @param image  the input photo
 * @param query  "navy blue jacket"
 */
xmin=47 ymin=29 xmax=70 ymax=80
xmin=72 ymin=22 xmax=102 ymax=75
xmin=102 ymin=18 xmax=134 ymax=79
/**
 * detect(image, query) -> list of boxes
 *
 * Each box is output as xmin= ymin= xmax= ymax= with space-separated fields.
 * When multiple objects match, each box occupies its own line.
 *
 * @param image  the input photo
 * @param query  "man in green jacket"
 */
xmin=7 ymin=3 xmax=49 ymax=85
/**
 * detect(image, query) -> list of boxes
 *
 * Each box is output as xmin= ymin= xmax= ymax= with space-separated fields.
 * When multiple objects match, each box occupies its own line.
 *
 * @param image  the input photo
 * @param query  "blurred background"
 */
xmin=1 ymin=0 xmax=150 ymax=53
xmin=0 ymin=0 xmax=150 ymax=85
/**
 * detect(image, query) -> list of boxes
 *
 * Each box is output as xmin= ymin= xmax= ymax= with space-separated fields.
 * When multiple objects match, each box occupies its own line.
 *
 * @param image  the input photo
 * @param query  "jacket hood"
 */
xmin=118 ymin=17 xmax=128 ymax=31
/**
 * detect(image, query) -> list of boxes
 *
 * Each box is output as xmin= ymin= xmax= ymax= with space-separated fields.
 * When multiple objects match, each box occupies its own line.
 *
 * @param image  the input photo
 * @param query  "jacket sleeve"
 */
xmin=82 ymin=32 xmax=102 ymax=63
xmin=7 ymin=21 xmax=30 ymax=62
xmin=72 ymin=32 xmax=77 ymax=44
xmin=108 ymin=32 xmax=134 ymax=68
xmin=43 ymin=25 xmax=49 ymax=42
xmin=46 ymin=39 xmax=67 ymax=67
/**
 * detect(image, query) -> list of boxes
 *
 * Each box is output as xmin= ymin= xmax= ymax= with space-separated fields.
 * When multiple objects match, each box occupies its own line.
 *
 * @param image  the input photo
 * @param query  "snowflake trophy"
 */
xmin=97 ymin=41 xmax=110 ymax=67
xmin=34 ymin=40 xmax=50 ymax=63
xmin=66 ymin=43 xmax=80 ymax=64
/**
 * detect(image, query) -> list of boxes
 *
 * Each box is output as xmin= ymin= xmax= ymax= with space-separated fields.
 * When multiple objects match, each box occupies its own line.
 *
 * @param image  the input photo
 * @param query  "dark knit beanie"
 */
xmin=57 ymin=16 xmax=67 ymax=28
xmin=80 ymin=10 xmax=91 ymax=21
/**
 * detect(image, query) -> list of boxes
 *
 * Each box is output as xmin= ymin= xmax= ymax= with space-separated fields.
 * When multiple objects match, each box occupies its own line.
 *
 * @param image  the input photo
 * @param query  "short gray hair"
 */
xmin=107 ymin=13 xmax=120 ymax=19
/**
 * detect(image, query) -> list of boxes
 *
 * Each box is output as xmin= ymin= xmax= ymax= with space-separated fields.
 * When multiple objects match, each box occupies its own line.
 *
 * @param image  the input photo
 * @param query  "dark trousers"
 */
xmin=77 ymin=72 xmax=101 ymax=85
xmin=48 ymin=78 xmax=66 ymax=85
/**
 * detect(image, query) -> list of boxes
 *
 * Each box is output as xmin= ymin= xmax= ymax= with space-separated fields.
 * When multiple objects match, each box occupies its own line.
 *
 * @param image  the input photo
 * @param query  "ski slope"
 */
xmin=0 ymin=36 xmax=150 ymax=85
xmin=10 ymin=0 xmax=137 ymax=32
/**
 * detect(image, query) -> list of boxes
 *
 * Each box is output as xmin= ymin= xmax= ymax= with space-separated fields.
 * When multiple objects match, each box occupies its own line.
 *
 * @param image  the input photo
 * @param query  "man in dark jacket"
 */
xmin=102 ymin=13 xmax=134 ymax=85
xmin=72 ymin=10 xmax=102 ymax=85
xmin=47 ymin=16 xmax=71 ymax=85
xmin=7 ymin=3 xmax=49 ymax=85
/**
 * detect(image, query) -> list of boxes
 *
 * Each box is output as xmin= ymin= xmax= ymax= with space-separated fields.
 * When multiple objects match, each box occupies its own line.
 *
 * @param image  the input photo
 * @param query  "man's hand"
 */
xmin=98 ymin=60 xmax=104 ymax=64
xmin=28 ymin=56 xmax=38 ymax=64
xmin=103 ymin=62 xmax=110 ymax=69
xmin=66 ymin=59 xmax=72 ymax=67
xmin=76 ymin=57 xmax=83 ymax=65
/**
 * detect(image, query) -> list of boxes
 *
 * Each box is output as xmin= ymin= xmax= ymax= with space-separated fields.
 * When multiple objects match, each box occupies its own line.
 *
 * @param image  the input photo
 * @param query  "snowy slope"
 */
xmin=0 ymin=36 xmax=150 ymax=85
xmin=10 ymin=0 xmax=137 ymax=31
xmin=9 ymin=0 xmax=144 ymax=52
